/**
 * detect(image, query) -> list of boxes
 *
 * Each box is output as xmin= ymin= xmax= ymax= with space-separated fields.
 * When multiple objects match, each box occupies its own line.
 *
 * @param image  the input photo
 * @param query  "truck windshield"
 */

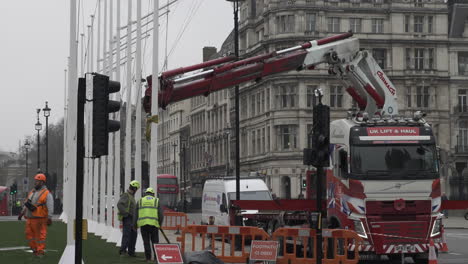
xmin=350 ymin=144 xmax=439 ymax=179
xmin=228 ymin=191 xmax=272 ymax=201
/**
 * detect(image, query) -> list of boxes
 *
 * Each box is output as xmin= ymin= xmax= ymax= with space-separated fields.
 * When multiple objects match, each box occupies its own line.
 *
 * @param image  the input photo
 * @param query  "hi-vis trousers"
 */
xmin=25 ymin=218 xmax=48 ymax=254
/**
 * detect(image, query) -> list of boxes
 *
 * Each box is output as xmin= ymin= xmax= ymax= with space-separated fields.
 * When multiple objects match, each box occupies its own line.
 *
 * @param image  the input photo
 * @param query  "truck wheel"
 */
xmin=412 ymin=253 xmax=429 ymax=264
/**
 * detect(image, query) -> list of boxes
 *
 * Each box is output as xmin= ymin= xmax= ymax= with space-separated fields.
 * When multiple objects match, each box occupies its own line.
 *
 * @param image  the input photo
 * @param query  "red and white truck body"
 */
xmin=327 ymin=118 xmax=443 ymax=256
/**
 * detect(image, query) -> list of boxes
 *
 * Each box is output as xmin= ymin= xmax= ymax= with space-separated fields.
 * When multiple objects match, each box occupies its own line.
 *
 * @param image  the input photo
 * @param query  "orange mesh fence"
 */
xmin=271 ymin=228 xmax=362 ymax=264
xmin=177 ymin=225 xmax=270 ymax=263
xmin=162 ymin=212 xmax=188 ymax=232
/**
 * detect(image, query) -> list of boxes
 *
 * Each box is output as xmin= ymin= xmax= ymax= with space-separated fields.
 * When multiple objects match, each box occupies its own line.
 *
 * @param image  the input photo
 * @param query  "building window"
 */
xmin=275 ymin=84 xmax=298 ymax=109
xmin=414 ymin=48 xmax=424 ymax=70
xmin=305 ymin=13 xmax=316 ymax=32
xmin=427 ymin=16 xmax=433 ymax=33
xmin=241 ymin=96 xmax=247 ymax=119
xmin=414 ymin=16 xmax=424 ymax=33
xmin=407 ymin=87 xmax=412 ymax=108
xmin=459 ymin=52 xmax=468 ymax=75
xmin=372 ymin=49 xmax=386 ymax=69
xmin=266 ymin=88 xmax=270 ymax=110
xmin=406 ymin=48 xmax=435 ymax=70
xmin=252 ymin=130 xmax=256 ymax=155
xmin=307 ymin=124 xmax=313 ymax=148
xmin=277 ymin=15 xmax=295 ymax=33
xmin=257 ymin=129 xmax=261 ymax=154
xmin=414 ymin=0 xmax=423 ymax=7
xmin=330 ymin=85 xmax=343 ymax=108
xmin=251 ymin=95 xmax=256 ymax=117
xmin=458 ymin=121 xmax=468 ymax=153
xmin=266 ymin=126 xmax=270 ymax=152
xmin=327 ymin=17 xmax=341 ymax=33
xmin=349 ymin=18 xmax=361 ymax=33
xmin=416 ymin=86 xmax=430 ymax=108
xmin=372 ymin=18 xmax=384 ymax=33
xmin=257 ymin=93 xmax=261 ymax=114
xmin=277 ymin=125 xmax=298 ymax=150
xmin=404 ymin=15 xmax=410 ymax=33
xmin=458 ymin=89 xmax=468 ymax=113
xmin=262 ymin=128 xmax=266 ymax=153
xmin=306 ymin=85 xmax=317 ymax=107
xmin=428 ymin=48 xmax=434 ymax=70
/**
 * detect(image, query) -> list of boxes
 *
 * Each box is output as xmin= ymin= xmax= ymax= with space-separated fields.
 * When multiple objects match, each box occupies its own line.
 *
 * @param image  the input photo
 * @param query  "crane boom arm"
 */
xmin=144 ymin=32 xmax=398 ymax=115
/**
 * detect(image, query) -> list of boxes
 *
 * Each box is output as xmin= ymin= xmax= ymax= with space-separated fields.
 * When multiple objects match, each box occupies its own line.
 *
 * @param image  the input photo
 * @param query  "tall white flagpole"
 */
xmin=105 ymin=0 xmax=115 ymax=241
xmin=124 ymin=0 xmax=133 ymax=194
xmin=59 ymin=0 xmax=79 ymax=262
xmin=110 ymin=0 xmax=123 ymax=245
xmin=149 ymin=0 xmax=160 ymax=193
xmin=135 ymin=0 xmax=142 ymax=201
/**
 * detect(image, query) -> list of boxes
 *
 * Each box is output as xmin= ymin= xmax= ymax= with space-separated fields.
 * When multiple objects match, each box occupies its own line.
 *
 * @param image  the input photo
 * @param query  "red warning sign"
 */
xmin=154 ymin=244 xmax=184 ymax=264
xmin=249 ymin=240 xmax=278 ymax=261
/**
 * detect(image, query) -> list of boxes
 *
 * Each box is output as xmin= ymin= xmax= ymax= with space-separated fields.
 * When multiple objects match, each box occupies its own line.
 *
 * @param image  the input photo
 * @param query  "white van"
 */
xmin=201 ymin=177 xmax=272 ymax=226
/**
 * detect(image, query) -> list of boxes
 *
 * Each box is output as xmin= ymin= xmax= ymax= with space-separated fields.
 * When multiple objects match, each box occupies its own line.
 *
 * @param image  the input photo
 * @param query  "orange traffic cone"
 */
xmin=440 ymin=226 xmax=449 ymax=253
xmin=429 ymin=239 xmax=438 ymax=264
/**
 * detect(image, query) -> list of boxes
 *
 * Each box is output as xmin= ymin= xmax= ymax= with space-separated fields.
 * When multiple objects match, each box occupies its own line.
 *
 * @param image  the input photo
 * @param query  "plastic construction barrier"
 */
xmin=177 ymin=225 xmax=270 ymax=263
xmin=162 ymin=212 xmax=188 ymax=233
xmin=270 ymin=228 xmax=362 ymax=264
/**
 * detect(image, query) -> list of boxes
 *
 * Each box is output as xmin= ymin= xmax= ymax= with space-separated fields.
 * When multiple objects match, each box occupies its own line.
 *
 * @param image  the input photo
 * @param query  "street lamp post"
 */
xmin=226 ymin=0 xmax=243 ymax=203
xmin=43 ymin=102 xmax=51 ymax=176
xmin=224 ymin=128 xmax=230 ymax=176
xmin=180 ymin=139 xmax=187 ymax=213
xmin=172 ymin=142 xmax=178 ymax=176
xmin=24 ymin=140 xmax=31 ymax=190
xmin=35 ymin=109 xmax=42 ymax=170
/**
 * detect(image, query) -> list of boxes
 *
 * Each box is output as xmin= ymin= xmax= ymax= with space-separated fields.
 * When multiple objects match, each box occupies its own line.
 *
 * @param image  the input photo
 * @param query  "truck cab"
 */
xmin=328 ymin=113 xmax=443 ymax=258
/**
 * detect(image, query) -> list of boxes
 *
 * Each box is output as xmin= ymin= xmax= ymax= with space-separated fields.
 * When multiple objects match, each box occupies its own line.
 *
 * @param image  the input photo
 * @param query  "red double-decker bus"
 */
xmin=156 ymin=174 xmax=179 ymax=209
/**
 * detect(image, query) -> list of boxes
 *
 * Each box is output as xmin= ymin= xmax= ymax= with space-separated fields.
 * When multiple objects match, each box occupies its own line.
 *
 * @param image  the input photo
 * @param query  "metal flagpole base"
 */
xmin=108 ymin=227 xmax=121 ymax=244
xmin=59 ymin=245 xmax=84 ymax=264
xmin=88 ymin=220 xmax=97 ymax=233
xmin=95 ymin=222 xmax=105 ymax=236
xmin=102 ymin=225 xmax=112 ymax=240
xmin=59 ymin=211 xmax=68 ymax=223
xmin=104 ymin=225 xmax=114 ymax=242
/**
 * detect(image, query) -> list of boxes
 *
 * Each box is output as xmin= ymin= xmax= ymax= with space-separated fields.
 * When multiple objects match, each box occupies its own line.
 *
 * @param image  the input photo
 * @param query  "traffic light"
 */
xmin=9 ymin=183 xmax=17 ymax=195
xmin=311 ymin=103 xmax=330 ymax=167
xmin=91 ymin=73 xmax=121 ymax=157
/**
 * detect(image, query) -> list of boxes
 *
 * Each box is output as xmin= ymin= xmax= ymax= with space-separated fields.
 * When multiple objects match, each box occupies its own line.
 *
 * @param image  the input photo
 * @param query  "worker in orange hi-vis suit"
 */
xmin=18 ymin=173 xmax=54 ymax=257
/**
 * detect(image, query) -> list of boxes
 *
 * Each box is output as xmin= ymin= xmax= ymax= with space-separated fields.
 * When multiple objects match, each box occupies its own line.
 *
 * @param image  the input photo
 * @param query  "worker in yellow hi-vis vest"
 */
xmin=135 ymin=187 xmax=164 ymax=262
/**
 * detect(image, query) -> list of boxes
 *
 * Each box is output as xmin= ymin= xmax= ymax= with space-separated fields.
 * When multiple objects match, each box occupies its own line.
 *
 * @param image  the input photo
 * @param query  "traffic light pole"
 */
xmin=75 ymin=78 xmax=85 ymax=264
xmin=316 ymin=165 xmax=324 ymax=264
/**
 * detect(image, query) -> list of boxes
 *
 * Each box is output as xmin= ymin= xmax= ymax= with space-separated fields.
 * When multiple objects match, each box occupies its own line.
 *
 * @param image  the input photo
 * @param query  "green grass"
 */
xmin=0 ymin=221 xmax=150 ymax=264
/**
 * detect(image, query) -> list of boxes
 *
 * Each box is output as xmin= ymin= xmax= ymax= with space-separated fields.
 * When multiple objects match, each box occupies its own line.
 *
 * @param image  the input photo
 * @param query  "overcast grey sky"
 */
xmin=0 ymin=0 xmax=232 ymax=152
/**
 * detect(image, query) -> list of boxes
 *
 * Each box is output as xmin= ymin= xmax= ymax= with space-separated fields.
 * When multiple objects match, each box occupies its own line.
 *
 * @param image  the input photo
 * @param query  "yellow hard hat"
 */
xmin=130 ymin=180 xmax=140 ymax=189
xmin=145 ymin=187 xmax=155 ymax=194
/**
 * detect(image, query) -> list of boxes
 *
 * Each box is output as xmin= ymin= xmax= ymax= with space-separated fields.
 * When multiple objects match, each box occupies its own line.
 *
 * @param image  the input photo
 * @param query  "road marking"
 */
xmin=0 ymin=246 xmax=29 ymax=251
xmin=448 ymin=252 xmax=462 ymax=256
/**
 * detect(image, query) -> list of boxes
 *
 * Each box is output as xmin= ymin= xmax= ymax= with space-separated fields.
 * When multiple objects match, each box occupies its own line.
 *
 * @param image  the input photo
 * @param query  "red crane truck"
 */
xmin=144 ymin=32 xmax=443 ymax=263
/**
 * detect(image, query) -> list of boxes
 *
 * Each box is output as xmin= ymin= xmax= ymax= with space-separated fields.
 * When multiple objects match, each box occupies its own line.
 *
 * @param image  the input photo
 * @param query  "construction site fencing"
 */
xmin=161 ymin=212 xmax=188 ymax=233
xmin=177 ymin=224 xmax=362 ymax=264
xmin=177 ymin=224 xmax=270 ymax=263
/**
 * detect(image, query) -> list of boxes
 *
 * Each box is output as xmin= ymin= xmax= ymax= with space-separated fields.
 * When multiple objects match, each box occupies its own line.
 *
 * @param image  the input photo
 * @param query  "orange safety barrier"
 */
xmin=271 ymin=228 xmax=362 ymax=264
xmin=162 ymin=212 xmax=188 ymax=233
xmin=177 ymin=225 xmax=270 ymax=263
